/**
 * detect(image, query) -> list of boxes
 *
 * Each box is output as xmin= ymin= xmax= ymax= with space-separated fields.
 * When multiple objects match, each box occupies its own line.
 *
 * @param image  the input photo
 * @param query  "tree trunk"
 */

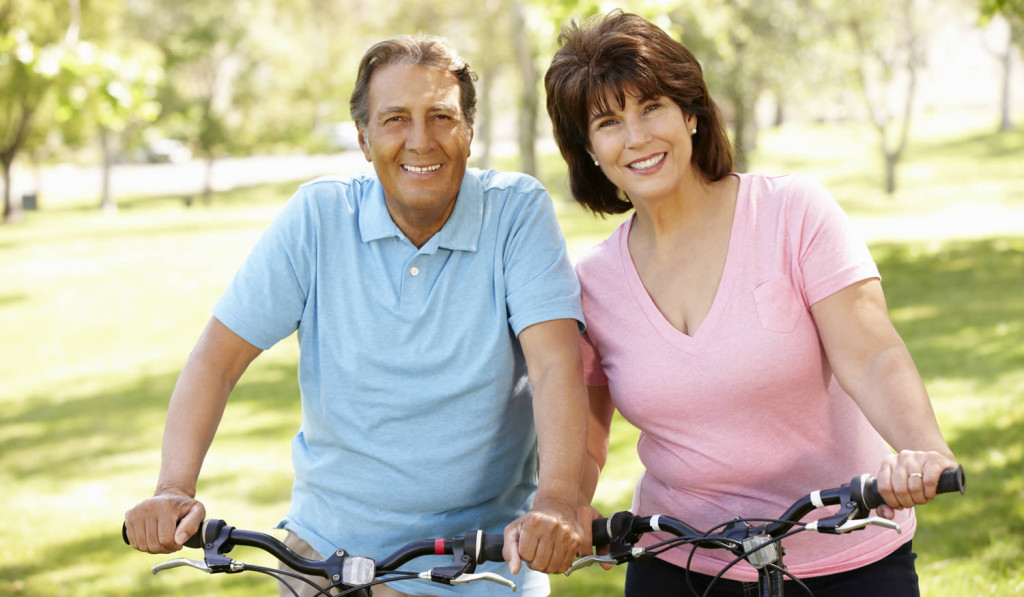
xmin=2 ymin=153 xmax=23 ymax=224
xmin=884 ymin=152 xmax=898 ymax=195
xmin=478 ymin=68 xmax=494 ymax=170
xmin=773 ymin=88 xmax=785 ymax=128
xmin=728 ymin=84 xmax=751 ymax=173
xmin=99 ymin=127 xmax=117 ymax=213
xmin=510 ymin=0 xmax=537 ymax=177
xmin=998 ymin=37 xmax=1013 ymax=132
xmin=202 ymin=155 xmax=215 ymax=204
xmin=848 ymin=0 xmax=921 ymax=196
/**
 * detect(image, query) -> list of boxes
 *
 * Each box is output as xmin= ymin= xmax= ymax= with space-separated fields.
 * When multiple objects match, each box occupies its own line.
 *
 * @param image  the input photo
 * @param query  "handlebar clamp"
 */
xmin=199 ymin=519 xmax=238 ymax=572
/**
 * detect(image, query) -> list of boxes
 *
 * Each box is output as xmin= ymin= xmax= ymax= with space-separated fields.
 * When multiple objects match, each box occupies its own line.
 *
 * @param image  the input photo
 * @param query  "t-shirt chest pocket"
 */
xmin=753 ymin=275 xmax=805 ymax=333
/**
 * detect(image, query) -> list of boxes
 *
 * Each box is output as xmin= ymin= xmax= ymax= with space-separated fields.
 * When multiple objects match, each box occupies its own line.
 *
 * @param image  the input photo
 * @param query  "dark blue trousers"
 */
xmin=624 ymin=540 xmax=919 ymax=597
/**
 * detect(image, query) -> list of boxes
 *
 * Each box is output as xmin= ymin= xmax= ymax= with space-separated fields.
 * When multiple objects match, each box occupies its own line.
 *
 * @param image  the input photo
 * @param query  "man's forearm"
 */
xmin=155 ymin=317 xmax=262 ymax=495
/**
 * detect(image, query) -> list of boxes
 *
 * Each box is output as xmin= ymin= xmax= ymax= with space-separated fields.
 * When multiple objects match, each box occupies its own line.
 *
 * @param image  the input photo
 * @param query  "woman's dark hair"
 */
xmin=544 ymin=10 xmax=733 ymax=215
xmin=350 ymin=34 xmax=478 ymax=129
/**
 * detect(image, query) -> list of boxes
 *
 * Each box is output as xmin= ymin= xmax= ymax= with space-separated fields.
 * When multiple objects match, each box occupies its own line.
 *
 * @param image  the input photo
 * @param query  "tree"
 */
xmin=125 ymin=0 xmax=308 ymax=203
xmin=0 ymin=0 xmax=81 ymax=223
xmin=510 ymin=0 xmax=540 ymax=177
xmin=980 ymin=0 xmax=1024 ymax=131
xmin=667 ymin=0 xmax=810 ymax=173
xmin=804 ymin=0 xmax=930 ymax=195
xmin=844 ymin=0 xmax=927 ymax=195
xmin=55 ymin=42 xmax=163 ymax=211
xmin=981 ymin=0 xmax=1024 ymax=15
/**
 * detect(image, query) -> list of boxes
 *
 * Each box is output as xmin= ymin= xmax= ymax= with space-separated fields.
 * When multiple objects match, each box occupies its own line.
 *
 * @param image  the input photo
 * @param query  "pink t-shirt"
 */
xmin=576 ymin=173 xmax=915 ymax=581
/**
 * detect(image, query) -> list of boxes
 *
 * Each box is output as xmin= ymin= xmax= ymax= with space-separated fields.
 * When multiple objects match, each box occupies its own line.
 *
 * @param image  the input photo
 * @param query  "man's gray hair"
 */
xmin=349 ymin=35 xmax=478 ymax=129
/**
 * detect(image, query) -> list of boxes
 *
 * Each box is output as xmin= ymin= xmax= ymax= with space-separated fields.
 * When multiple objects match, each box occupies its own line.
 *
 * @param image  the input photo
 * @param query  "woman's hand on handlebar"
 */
xmin=124 ymin=491 xmax=206 ymax=554
xmin=875 ymin=450 xmax=959 ymax=519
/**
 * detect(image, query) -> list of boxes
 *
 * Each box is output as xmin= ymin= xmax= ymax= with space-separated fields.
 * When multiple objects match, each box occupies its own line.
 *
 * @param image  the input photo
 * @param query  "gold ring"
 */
xmin=909 ymin=473 xmax=924 ymax=479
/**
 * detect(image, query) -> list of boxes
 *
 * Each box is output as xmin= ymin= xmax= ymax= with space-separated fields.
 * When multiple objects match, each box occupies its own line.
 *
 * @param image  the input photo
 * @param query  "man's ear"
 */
xmin=357 ymin=125 xmax=372 ymax=162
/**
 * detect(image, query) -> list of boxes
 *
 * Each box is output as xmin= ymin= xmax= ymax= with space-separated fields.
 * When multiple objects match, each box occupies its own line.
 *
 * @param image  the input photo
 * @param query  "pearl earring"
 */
xmin=691 ymin=127 xmax=697 ymax=136
xmin=593 ymin=159 xmax=599 ymax=166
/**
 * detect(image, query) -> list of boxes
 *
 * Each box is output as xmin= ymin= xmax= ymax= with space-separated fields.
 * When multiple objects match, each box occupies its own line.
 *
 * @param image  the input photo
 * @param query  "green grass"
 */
xmin=2 ymin=119 xmax=1023 ymax=596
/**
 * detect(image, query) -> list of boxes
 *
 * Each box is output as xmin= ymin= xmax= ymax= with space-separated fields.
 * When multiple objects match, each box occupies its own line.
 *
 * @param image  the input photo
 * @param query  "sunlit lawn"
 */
xmin=1 ymin=119 xmax=1022 ymax=595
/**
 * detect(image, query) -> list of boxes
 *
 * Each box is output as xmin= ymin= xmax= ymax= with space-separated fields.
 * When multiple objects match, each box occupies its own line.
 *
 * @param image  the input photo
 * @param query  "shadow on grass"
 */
xmin=914 ymin=128 xmax=1024 ymax=161
xmin=0 ymin=292 xmax=29 ymax=308
xmin=874 ymin=237 xmax=1024 ymax=389
xmin=0 ymin=360 xmax=302 ymax=484
xmin=0 ymin=360 xmax=303 ymax=596
xmin=0 ymin=528 xmax=277 ymax=597
xmin=874 ymin=236 xmax=1024 ymax=578
xmin=915 ymin=414 xmax=1023 ymax=561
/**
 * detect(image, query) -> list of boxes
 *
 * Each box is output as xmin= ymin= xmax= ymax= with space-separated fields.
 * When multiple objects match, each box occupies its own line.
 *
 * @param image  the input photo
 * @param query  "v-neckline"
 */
xmin=618 ymin=173 xmax=747 ymax=352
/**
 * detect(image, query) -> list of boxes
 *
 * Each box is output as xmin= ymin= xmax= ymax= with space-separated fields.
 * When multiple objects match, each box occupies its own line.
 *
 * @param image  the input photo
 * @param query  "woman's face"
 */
xmin=586 ymin=90 xmax=697 ymax=205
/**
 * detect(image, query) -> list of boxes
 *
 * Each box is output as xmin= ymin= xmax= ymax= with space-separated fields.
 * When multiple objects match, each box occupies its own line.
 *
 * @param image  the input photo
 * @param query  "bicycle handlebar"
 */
xmin=591 ymin=465 xmax=965 ymax=545
xmin=122 ymin=518 xmax=509 ymax=590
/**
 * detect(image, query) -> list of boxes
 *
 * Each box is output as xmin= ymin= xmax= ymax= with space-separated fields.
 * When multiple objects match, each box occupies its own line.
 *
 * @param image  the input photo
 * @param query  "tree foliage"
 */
xmin=980 ymin=0 xmax=1023 ymax=131
xmin=981 ymin=0 xmax=1024 ymax=19
xmin=0 ymin=0 xmax=1011 ymax=221
xmin=0 ymin=0 xmax=88 ymax=222
xmin=665 ymin=0 xmax=810 ymax=172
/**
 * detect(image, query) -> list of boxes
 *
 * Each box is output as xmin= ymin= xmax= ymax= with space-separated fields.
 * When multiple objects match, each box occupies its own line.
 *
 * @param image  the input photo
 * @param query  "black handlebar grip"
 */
xmin=591 ymin=519 xmax=611 ymax=546
xmin=936 ymin=464 xmax=967 ymax=495
xmin=480 ymin=532 xmax=506 ymax=563
xmin=184 ymin=523 xmax=206 ymax=549
xmin=863 ymin=465 xmax=966 ymax=509
xmin=591 ymin=511 xmax=635 ymax=546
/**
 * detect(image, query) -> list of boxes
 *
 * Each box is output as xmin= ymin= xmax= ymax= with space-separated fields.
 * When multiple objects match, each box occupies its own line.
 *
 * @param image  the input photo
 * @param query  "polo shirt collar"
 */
xmin=358 ymin=170 xmax=482 ymax=253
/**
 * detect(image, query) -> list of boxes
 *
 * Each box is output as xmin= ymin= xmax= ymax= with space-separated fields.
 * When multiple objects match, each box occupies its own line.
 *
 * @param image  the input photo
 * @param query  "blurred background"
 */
xmin=1 ymin=0 xmax=1022 ymax=595
xmin=1 ymin=0 xmax=1022 ymax=214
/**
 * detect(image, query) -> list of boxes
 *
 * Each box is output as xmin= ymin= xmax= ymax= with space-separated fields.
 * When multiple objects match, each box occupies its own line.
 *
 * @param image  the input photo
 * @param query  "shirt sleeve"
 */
xmin=502 ymin=181 xmax=584 ymax=336
xmin=787 ymin=176 xmax=880 ymax=307
xmin=212 ymin=188 xmax=316 ymax=349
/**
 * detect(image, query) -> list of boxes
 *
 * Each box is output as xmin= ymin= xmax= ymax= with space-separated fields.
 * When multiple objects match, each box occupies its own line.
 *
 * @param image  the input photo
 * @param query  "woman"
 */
xmin=544 ymin=10 xmax=958 ymax=597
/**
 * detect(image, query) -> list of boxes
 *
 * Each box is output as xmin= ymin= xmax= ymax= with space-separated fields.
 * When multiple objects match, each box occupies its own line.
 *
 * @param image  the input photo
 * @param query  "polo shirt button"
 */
xmin=410 ymin=267 xmax=420 ymax=276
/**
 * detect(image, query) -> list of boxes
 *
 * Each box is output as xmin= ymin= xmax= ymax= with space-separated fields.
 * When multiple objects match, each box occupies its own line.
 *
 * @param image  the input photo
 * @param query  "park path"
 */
xmin=851 ymin=202 xmax=1024 ymax=244
xmin=23 ymin=150 xmax=1024 ymax=244
xmin=24 ymin=151 xmax=370 ymax=207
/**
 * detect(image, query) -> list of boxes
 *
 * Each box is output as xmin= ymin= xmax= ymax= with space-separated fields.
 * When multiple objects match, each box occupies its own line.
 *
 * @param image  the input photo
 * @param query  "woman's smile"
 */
xmin=627 ymin=152 xmax=666 ymax=172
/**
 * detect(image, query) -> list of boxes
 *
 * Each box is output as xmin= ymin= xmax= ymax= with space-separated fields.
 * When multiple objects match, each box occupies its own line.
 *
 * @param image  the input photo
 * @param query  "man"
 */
xmin=124 ymin=35 xmax=587 ymax=597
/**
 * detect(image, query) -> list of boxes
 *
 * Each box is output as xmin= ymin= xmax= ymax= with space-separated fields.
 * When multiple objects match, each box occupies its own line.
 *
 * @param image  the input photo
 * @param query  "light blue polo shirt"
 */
xmin=212 ymin=168 xmax=583 ymax=595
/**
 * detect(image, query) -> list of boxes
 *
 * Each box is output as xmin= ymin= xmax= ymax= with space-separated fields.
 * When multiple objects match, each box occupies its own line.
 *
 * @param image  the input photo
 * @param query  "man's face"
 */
xmin=358 ymin=63 xmax=473 ymax=237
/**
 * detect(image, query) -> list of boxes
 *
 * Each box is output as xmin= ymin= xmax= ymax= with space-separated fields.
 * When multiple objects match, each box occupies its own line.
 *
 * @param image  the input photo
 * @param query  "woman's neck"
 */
xmin=629 ymin=174 xmax=734 ymax=249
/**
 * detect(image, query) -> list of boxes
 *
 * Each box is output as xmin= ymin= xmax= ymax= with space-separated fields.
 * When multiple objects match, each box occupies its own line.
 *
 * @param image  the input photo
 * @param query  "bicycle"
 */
xmin=565 ymin=465 xmax=966 ymax=597
xmin=121 ymin=518 xmax=512 ymax=596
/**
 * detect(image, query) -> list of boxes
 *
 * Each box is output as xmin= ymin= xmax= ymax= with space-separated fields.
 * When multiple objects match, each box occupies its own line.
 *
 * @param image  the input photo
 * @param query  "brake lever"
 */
xmin=151 ymin=558 xmax=213 ymax=575
xmin=805 ymin=516 xmax=902 ymax=534
xmin=417 ymin=570 xmax=517 ymax=590
xmin=565 ymin=544 xmax=650 ymax=576
xmin=151 ymin=556 xmax=246 ymax=575
xmin=564 ymin=554 xmax=618 ymax=575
